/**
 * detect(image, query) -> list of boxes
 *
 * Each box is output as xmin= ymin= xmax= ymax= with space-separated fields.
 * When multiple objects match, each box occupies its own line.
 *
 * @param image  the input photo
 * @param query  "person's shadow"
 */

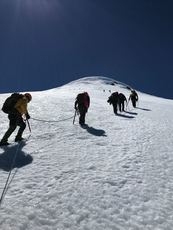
xmin=124 ymin=110 xmax=138 ymax=115
xmin=0 ymin=141 xmax=33 ymax=172
xmin=116 ymin=113 xmax=135 ymax=119
xmin=136 ymin=107 xmax=151 ymax=111
xmin=81 ymin=125 xmax=107 ymax=137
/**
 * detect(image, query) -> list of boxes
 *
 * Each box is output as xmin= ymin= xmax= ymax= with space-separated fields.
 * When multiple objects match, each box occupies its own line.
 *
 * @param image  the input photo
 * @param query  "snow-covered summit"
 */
xmin=67 ymin=76 xmax=130 ymax=87
xmin=0 ymin=76 xmax=173 ymax=230
xmin=63 ymin=76 xmax=132 ymax=93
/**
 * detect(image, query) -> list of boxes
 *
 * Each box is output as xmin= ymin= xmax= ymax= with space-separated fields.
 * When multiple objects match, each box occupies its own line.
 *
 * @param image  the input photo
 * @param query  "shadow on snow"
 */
xmin=0 ymin=141 xmax=33 ymax=172
xmin=116 ymin=113 xmax=135 ymax=119
xmin=124 ymin=110 xmax=138 ymax=115
xmin=136 ymin=107 xmax=151 ymax=111
xmin=81 ymin=125 xmax=107 ymax=137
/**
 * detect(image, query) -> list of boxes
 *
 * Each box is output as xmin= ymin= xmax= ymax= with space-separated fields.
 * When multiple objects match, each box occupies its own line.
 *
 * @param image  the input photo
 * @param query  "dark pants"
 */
xmin=119 ymin=101 xmax=125 ymax=112
xmin=1 ymin=112 xmax=26 ymax=142
xmin=78 ymin=106 xmax=87 ymax=125
xmin=131 ymin=99 xmax=137 ymax=108
xmin=112 ymin=103 xmax=118 ymax=114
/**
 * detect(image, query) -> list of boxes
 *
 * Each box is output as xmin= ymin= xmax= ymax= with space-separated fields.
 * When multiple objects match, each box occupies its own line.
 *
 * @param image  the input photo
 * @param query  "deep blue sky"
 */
xmin=0 ymin=0 xmax=173 ymax=99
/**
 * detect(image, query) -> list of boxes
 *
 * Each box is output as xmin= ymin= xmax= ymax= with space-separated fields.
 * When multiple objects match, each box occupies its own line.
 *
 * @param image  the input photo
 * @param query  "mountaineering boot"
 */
xmin=15 ymin=136 xmax=24 ymax=142
xmin=0 ymin=139 xmax=9 ymax=146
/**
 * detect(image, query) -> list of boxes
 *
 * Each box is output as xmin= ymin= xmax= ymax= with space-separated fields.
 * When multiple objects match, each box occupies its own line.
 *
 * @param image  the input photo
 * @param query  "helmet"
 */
xmin=24 ymin=93 xmax=32 ymax=102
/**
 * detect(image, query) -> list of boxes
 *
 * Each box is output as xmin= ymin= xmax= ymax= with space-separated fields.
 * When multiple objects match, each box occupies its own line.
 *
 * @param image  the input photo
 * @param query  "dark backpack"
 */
xmin=107 ymin=92 xmax=118 ymax=104
xmin=131 ymin=91 xmax=138 ymax=101
xmin=76 ymin=93 xmax=85 ymax=104
xmin=2 ymin=93 xmax=23 ymax=114
xmin=76 ymin=92 xmax=90 ymax=109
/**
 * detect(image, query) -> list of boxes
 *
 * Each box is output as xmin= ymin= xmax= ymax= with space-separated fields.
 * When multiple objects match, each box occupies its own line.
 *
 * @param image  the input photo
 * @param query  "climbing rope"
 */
xmin=0 ymin=143 xmax=21 ymax=207
xmin=0 ymin=115 xmax=74 ymax=207
xmin=31 ymin=115 xmax=74 ymax=123
xmin=0 ymin=135 xmax=31 ymax=207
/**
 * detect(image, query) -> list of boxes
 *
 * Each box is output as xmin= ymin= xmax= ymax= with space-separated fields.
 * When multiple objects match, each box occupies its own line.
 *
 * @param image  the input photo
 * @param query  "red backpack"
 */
xmin=76 ymin=92 xmax=90 ymax=109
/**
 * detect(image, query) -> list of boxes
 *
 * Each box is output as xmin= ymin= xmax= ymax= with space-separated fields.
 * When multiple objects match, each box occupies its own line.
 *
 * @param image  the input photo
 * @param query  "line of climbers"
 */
xmin=107 ymin=90 xmax=138 ymax=115
xmin=74 ymin=89 xmax=138 ymax=125
xmin=0 ymin=89 xmax=138 ymax=146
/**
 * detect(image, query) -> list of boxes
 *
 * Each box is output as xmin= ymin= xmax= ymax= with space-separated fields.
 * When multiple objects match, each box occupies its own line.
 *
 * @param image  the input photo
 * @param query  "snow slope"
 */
xmin=0 ymin=76 xmax=173 ymax=230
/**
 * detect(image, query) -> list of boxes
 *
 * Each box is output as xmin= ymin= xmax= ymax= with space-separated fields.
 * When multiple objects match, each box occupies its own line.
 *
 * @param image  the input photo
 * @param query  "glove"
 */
xmin=26 ymin=113 xmax=30 ymax=119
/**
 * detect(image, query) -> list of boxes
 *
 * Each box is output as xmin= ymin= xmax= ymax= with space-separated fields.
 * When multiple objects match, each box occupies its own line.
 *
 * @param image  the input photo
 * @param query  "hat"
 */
xmin=24 ymin=93 xmax=32 ymax=102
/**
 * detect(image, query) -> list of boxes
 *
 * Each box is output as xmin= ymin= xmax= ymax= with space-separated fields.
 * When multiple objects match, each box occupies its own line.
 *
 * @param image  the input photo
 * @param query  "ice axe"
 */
xmin=73 ymin=110 xmax=77 ymax=124
xmin=26 ymin=119 xmax=31 ymax=132
xmin=73 ymin=109 xmax=79 ymax=124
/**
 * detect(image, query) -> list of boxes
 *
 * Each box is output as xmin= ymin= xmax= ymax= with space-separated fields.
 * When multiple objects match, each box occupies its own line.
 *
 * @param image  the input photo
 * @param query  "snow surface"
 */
xmin=0 ymin=76 xmax=173 ymax=230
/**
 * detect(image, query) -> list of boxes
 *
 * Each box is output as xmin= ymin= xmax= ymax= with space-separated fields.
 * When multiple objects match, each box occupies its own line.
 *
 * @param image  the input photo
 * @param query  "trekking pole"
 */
xmin=26 ymin=119 xmax=31 ymax=133
xmin=73 ymin=110 xmax=77 ymax=124
xmin=126 ymin=100 xmax=129 ymax=111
